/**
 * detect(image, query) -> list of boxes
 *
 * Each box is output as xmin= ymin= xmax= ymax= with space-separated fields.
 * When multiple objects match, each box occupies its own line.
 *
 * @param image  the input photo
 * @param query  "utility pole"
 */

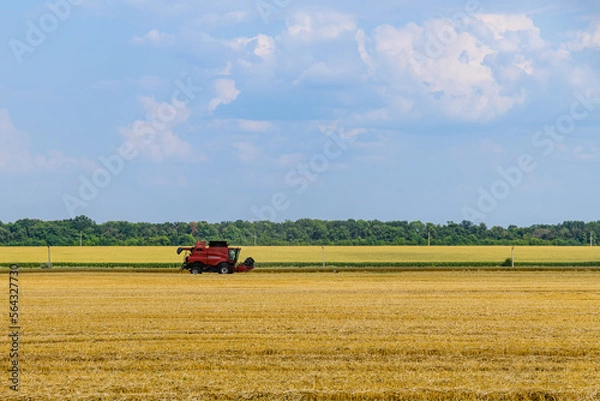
xmin=47 ymin=245 xmax=52 ymax=269
xmin=590 ymin=232 xmax=593 ymax=247
xmin=511 ymin=246 xmax=515 ymax=268
xmin=322 ymin=246 xmax=326 ymax=269
xmin=80 ymin=232 xmax=83 ymax=247
xmin=427 ymin=231 xmax=431 ymax=247
xmin=254 ymin=231 xmax=257 ymax=246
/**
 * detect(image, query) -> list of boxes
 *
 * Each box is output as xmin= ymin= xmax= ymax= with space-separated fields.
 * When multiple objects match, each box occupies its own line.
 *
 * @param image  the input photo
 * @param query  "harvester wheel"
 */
xmin=190 ymin=264 xmax=202 ymax=275
xmin=218 ymin=263 xmax=233 ymax=275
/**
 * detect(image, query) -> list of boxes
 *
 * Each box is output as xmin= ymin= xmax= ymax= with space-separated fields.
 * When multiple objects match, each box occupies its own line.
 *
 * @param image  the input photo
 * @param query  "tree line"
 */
xmin=0 ymin=216 xmax=598 ymax=246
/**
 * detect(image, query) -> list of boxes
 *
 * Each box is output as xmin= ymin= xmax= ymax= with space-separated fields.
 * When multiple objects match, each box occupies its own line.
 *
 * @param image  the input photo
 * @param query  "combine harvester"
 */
xmin=177 ymin=241 xmax=255 ymax=275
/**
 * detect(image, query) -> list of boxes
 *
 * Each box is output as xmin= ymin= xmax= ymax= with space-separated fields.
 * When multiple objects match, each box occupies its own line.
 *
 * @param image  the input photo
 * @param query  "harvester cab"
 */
xmin=177 ymin=241 xmax=255 ymax=274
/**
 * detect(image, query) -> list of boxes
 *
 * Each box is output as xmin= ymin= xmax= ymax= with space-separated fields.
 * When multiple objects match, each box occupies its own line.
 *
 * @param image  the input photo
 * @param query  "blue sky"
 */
xmin=0 ymin=0 xmax=599 ymax=226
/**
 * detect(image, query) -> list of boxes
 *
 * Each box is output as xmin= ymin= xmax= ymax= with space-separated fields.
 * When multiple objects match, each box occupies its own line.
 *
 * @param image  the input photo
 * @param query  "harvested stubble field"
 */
xmin=2 ymin=270 xmax=600 ymax=400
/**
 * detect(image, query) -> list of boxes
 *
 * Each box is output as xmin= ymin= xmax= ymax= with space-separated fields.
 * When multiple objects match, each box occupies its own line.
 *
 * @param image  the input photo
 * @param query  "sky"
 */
xmin=0 ymin=0 xmax=599 ymax=226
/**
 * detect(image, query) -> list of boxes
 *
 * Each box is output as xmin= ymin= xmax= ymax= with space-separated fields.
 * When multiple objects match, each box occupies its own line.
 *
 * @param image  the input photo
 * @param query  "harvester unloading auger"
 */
xmin=177 ymin=241 xmax=255 ymax=274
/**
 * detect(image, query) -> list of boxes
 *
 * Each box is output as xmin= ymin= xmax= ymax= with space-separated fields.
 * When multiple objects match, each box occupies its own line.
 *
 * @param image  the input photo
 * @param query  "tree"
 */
xmin=2 ymin=216 xmax=600 ymax=246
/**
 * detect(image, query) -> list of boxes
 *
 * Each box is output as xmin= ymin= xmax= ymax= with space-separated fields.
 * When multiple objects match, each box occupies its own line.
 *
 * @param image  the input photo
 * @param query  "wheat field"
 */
xmin=3 ymin=246 xmax=600 ymax=265
xmin=2 ymin=270 xmax=599 ymax=400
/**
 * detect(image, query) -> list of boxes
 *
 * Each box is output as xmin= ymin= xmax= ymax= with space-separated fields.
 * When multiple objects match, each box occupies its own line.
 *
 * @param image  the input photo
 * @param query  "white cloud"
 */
xmin=237 ymin=119 xmax=272 ymax=132
xmin=130 ymin=28 xmax=233 ymax=73
xmin=119 ymin=97 xmax=197 ymax=163
xmin=340 ymin=127 xmax=367 ymax=139
xmin=254 ymin=34 xmax=276 ymax=59
xmin=573 ymin=145 xmax=599 ymax=162
xmin=318 ymin=123 xmax=365 ymax=140
xmin=122 ymin=7 xmax=592 ymax=126
xmin=285 ymin=11 xmax=357 ymax=43
xmin=0 ymin=110 xmax=30 ymax=172
xmin=140 ymin=96 xmax=190 ymax=124
xmin=0 ymin=109 xmax=79 ymax=173
xmin=566 ymin=19 xmax=600 ymax=51
xmin=205 ymin=118 xmax=273 ymax=133
xmin=208 ymin=79 xmax=241 ymax=112
xmin=131 ymin=29 xmax=172 ymax=45
xmin=355 ymin=28 xmax=373 ymax=74
xmin=34 ymin=150 xmax=80 ymax=171
xmin=233 ymin=141 xmax=261 ymax=164
xmin=208 ymin=62 xmax=233 ymax=77
xmin=226 ymin=34 xmax=276 ymax=60
xmin=294 ymin=62 xmax=334 ymax=85
xmin=355 ymin=14 xmax=547 ymax=121
xmin=476 ymin=14 xmax=540 ymax=42
xmin=293 ymin=60 xmax=361 ymax=87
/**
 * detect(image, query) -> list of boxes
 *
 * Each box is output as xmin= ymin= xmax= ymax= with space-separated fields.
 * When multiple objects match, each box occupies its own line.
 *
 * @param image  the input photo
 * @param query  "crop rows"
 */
xmin=4 ymin=246 xmax=600 ymax=267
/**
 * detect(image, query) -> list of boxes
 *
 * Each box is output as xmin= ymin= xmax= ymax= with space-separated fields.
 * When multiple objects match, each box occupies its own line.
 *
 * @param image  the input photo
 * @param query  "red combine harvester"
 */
xmin=177 ymin=241 xmax=255 ymax=274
